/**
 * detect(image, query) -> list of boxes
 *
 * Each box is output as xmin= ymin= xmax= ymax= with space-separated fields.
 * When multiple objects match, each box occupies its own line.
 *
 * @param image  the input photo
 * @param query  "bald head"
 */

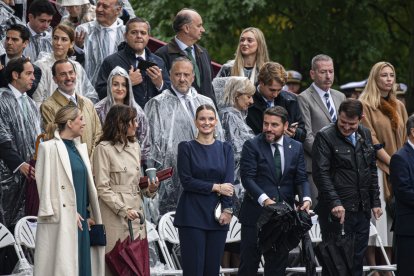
xmin=173 ymin=8 xmax=205 ymax=45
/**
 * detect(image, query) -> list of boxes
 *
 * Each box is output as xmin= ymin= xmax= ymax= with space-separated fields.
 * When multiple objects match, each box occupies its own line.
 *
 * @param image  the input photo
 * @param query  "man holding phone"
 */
xmin=95 ymin=17 xmax=170 ymax=108
xmin=246 ymin=62 xmax=306 ymax=142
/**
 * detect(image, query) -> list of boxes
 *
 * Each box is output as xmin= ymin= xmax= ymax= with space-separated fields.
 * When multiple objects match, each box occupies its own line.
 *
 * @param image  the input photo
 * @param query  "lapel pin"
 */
xmin=289 ymin=144 xmax=292 ymax=149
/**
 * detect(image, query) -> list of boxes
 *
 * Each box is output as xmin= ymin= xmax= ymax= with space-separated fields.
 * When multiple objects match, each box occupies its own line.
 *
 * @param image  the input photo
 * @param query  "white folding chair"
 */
xmin=14 ymin=216 xmax=37 ymax=266
xmin=365 ymin=222 xmax=396 ymax=276
xmin=158 ymin=212 xmax=182 ymax=270
xmin=0 ymin=222 xmax=31 ymax=271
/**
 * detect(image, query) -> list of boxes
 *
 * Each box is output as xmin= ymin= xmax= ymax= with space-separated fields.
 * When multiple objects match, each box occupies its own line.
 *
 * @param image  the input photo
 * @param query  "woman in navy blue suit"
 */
xmin=174 ymin=104 xmax=235 ymax=276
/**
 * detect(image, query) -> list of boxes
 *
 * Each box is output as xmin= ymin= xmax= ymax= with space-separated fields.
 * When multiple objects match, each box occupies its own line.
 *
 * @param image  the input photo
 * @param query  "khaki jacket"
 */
xmin=40 ymin=90 xmax=102 ymax=157
xmin=92 ymin=141 xmax=156 ymax=275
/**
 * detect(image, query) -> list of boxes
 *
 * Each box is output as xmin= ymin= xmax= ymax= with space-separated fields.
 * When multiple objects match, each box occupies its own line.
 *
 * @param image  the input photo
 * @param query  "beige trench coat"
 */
xmin=34 ymin=131 xmax=104 ymax=276
xmin=92 ymin=141 xmax=156 ymax=275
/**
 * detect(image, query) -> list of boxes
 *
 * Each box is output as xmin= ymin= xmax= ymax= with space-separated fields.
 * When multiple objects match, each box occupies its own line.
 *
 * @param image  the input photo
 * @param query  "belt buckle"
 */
xmin=131 ymin=184 xmax=139 ymax=196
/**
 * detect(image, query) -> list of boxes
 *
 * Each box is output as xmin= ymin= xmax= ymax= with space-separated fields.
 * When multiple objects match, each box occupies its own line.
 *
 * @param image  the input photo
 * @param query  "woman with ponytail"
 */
xmin=32 ymin=24 xmax=98 ymax=107
xmin=35 ymin=105 xmax=104 ymax=276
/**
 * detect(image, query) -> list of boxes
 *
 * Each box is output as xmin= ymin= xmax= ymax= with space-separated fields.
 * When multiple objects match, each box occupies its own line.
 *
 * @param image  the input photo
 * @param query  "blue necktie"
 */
xmin=347 ymin=134 xmax=356 ymax=146
xmin=267 ymin=100 xmax=273 ymax=108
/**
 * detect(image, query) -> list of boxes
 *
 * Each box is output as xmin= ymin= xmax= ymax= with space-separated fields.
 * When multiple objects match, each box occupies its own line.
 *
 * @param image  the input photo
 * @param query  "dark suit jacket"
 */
xmin=239 ymin=134 xmax=310 ymax=226
xmin=95 ymin=44 xmax=170 ymax=108
xmin=0 ymin=54 xmax=42 ymax=98
xmin=246 ymin=88 xmax=306 ymax=142
xmin=390 ymin=142 xmax=414 ymax=236
xmin=155 ymin=38 xmax=216 ymax=103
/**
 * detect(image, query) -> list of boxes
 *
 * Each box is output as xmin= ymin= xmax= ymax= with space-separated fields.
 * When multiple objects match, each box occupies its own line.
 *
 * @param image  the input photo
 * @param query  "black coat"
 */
xmin=95 ymin=44 xmax=170 ymax=108
xmin=246 ymin=89 xmax=306 ymax=142
xmin=155 ymin=38 xmax=216 ymax=104
xmin=312 ymin=124 xmax=380 ymax=213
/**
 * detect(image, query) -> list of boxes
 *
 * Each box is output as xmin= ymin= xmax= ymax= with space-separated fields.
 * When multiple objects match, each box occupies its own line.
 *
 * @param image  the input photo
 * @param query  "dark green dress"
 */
xmin=63 ymin=139 xmax=91 ymax=276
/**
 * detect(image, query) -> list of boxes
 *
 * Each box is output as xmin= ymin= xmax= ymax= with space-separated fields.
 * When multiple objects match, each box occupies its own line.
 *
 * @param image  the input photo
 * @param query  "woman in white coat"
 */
xmin=35 ymin=105 xmax=104 ymax=276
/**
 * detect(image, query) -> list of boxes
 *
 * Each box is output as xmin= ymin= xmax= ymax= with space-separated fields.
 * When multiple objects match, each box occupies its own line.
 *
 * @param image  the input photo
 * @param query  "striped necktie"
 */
xmin=185 ymin=46 xmax=200 ymax=87
xmin=324 ymin=92 xmax=336 ymax=122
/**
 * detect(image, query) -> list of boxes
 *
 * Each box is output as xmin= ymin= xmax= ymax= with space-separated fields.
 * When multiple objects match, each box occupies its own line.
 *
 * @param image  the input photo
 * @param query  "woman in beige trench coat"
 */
xmin=93 ymin=104 xmax=159 ymax=276
xmin=35 ymin=105 xmax=104 ymax=276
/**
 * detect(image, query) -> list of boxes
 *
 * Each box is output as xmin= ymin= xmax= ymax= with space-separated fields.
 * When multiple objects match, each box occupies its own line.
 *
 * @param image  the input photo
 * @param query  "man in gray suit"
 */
xmin=297 ymin=54 xmax=345 ymax=203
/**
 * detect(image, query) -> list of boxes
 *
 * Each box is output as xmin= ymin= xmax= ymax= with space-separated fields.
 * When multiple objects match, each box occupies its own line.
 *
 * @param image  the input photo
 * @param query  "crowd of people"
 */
xmin=0 ymin=0 xmax=413 ymax=276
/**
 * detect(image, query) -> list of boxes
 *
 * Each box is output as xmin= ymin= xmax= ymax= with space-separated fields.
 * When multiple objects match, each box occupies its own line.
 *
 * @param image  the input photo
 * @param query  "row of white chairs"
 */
xmin=0 ymin=216 xmax=37 ymax=272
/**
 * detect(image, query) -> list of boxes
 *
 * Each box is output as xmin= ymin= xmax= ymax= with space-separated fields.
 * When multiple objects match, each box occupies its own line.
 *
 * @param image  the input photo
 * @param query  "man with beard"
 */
xmin=40 ymin=59 xmax=102 ymax=156
xmin=0 ymin=57 xmax=41 ymax=273
xmin=238 ymin=106 xmax=311 ymax=276
xmin=298 ymin=54 xmax=345 ymax=204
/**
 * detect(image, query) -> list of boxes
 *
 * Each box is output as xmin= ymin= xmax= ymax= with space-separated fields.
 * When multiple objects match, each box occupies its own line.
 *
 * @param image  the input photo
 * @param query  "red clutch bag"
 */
xmin=139 ymin=167 xmax=173 ymax=188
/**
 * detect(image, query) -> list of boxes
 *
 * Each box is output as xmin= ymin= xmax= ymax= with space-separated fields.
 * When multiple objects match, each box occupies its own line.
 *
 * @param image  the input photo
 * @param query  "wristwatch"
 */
xmin=223 ymin=208 xmax=233 ymax=215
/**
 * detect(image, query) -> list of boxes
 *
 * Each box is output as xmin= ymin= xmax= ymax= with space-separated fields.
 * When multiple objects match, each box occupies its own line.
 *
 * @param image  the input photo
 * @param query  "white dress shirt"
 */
xmin=313 ymin=83 xmax=337 ymax=118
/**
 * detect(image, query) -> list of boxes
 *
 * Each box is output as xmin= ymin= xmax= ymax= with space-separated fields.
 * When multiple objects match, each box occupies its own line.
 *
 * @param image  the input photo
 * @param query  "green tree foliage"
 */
xmin=131 ymin=0 xmax=414 ymax=112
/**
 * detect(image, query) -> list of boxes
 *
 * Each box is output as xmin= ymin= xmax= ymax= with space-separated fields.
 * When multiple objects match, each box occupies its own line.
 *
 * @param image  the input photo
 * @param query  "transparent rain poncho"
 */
xmin=144 ymin=88 xmax=223 ymax=222
xmin=32 ymin=52 xmax=99 ymax=107
xmin=22 ymin=26 xmax=53 ymax=63
xmin=75 ymin=18 xmax=125 ymax=85
xmin=94 ymin=66 xmax=150 ymax=160
xmin=219 ymin=106 xmax=255 ymax=214
xmin=0 ymin=88 xmax=41 ymax=228
xmin=212 ymin=76 xmax=232 ymax=110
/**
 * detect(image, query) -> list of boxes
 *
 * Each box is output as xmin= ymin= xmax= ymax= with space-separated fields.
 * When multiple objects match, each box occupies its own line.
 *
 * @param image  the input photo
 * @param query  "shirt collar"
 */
xmin=171 ymin=86 xmax=192 ymax=98
xmin=8 ymin=84 xmax=24 ymax=98
xmin=272 ymin=135 xmax=284 ymax=147
xmin=408 ymin=139 xmax=414 ymax=150
xmin=26 ymin=23 xmax=44 ymax=36
xmin=135 ymin=49 xmax=146 ymax=60
xmin=174 ymin=36 xmax=192 ymax=52
xmin=312 ymin=82 xmax=331 ymax=97
xmin=58 ymin=89 xmax=76 ymax=101
xmin=101 ymin=20 xmax=119 ymax=31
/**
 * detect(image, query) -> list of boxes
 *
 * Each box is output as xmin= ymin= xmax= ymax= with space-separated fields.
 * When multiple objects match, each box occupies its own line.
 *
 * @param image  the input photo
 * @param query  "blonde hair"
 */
xmin=231 ymin=27 xmax=269 ymax=77
xmin=359 ymin=61 xmax=397 ymax=109
xmin=222 ymin=77 xmax=255 ymax=107
xmin=44 ymin=105 xmax=80 ymax=140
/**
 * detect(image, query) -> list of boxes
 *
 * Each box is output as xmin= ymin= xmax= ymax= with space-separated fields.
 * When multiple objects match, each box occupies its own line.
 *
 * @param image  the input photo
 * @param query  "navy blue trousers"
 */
xmin=178 ymin=227 xmax=227 ymax=276
xmin=238 ymin=225 xmax=289 ymax=276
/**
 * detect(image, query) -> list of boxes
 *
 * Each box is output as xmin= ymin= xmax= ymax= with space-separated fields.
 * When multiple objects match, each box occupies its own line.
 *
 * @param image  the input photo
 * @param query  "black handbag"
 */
xmin=90 ymin=224 xmax=107 ymax=246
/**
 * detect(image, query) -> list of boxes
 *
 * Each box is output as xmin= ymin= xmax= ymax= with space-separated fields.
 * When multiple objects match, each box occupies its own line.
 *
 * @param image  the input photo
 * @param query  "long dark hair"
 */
xmin=98 ymin=104 xmax=137 ymax=147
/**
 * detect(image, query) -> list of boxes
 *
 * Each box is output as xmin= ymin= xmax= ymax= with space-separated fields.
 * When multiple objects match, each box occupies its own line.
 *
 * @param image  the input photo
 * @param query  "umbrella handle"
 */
xmin=128 ymin=219 xmax=134 ymax=241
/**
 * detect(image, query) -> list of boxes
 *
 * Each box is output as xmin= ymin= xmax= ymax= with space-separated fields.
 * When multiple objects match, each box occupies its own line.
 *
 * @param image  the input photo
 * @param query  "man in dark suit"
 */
xmin=297 ymin=54 xmax=346 ymax=203
xmin=246 ymin=62 xmax=306 ymax=142
xmin=95 ymin=17 xmax=170 ymax=108
xmin=0 ymin=24 xmax=42 ymax=98
xmin=238 ymin=106 xmax=311 ymax=276
xmin=390 ymin=114 xmax=414 ymax=276
xmin=155 ymin=8 xmax=216 ymax=103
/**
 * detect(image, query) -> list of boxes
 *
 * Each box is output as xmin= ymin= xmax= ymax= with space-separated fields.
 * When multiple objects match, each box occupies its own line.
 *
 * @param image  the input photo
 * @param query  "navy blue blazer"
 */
xmin=239 ymin=133 xmax=310 ymax=226
xmin=390 ymin=142 xmax=414 ymax=236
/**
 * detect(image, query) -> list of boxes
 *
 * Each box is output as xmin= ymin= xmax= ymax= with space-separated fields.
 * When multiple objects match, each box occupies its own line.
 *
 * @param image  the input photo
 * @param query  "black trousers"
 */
xmin=318 ymin=209 xmax=370 ymax=276
xmin=238 ymin=224 xmax=288 ymax=276
xmin=396 ymin=235 xmax=414 ymax=276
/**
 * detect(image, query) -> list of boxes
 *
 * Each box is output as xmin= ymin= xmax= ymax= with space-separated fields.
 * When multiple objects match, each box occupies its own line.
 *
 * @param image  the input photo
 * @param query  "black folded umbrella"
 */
xmin=316 ymin=224 xmax=354 ymax=276
xmin=257 ymin=202 xmax=313 ymax=254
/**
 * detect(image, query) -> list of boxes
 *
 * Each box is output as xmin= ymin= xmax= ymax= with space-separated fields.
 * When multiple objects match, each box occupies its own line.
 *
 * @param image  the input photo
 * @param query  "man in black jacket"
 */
xmin=95 ymin=17 xmax=170 ymax=108
xmin=312 ymin=99 xmax=382 ymax=276
xmin=155 ymin=8 xmax=216 ymax=103
xmin=246 ymin=62 xmax=306 ymax=142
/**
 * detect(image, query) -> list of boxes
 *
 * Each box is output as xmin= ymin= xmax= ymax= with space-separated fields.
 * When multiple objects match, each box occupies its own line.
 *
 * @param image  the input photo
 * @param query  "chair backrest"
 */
xmin=146 ymin=220 xmax=159 ymax=243
xmin=158 ymin=211 xmax=179 ymax=245
xmin=309 ymin=215 xmax=322 ymax=243
xmin=369 ymin=222 xmax=392 ymax=266
xmin=226 ymin=215 xmax=241 ymax=243
xmin=0 ymin=223 xmax=16 ymax=248
xmin=14 ymin=216 xmax=37 ymax=249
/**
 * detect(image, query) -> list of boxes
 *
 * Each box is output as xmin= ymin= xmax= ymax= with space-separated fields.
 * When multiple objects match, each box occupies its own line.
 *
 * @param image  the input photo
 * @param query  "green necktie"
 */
xmin=273 ymin=143 xmax=282 ymax=181
xmin=185 ymin=47 xmax=201 ymax=87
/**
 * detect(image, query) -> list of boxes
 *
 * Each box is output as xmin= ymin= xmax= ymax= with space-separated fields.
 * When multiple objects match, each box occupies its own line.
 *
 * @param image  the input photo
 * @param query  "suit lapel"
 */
xmin=280 ymin=136 xmax=293 ymax=183
xmin=309 ymin=85 xmax=331 ymax=121
xmin=55 ymin=139 xmax=74 ymax=187
xmin=331 ymin=90 xmax=343 ymax=113
xmin=259 ymin=134 xmax=278 ymax=182
xmin=404 ymin=143 xmax=414 ymax=163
